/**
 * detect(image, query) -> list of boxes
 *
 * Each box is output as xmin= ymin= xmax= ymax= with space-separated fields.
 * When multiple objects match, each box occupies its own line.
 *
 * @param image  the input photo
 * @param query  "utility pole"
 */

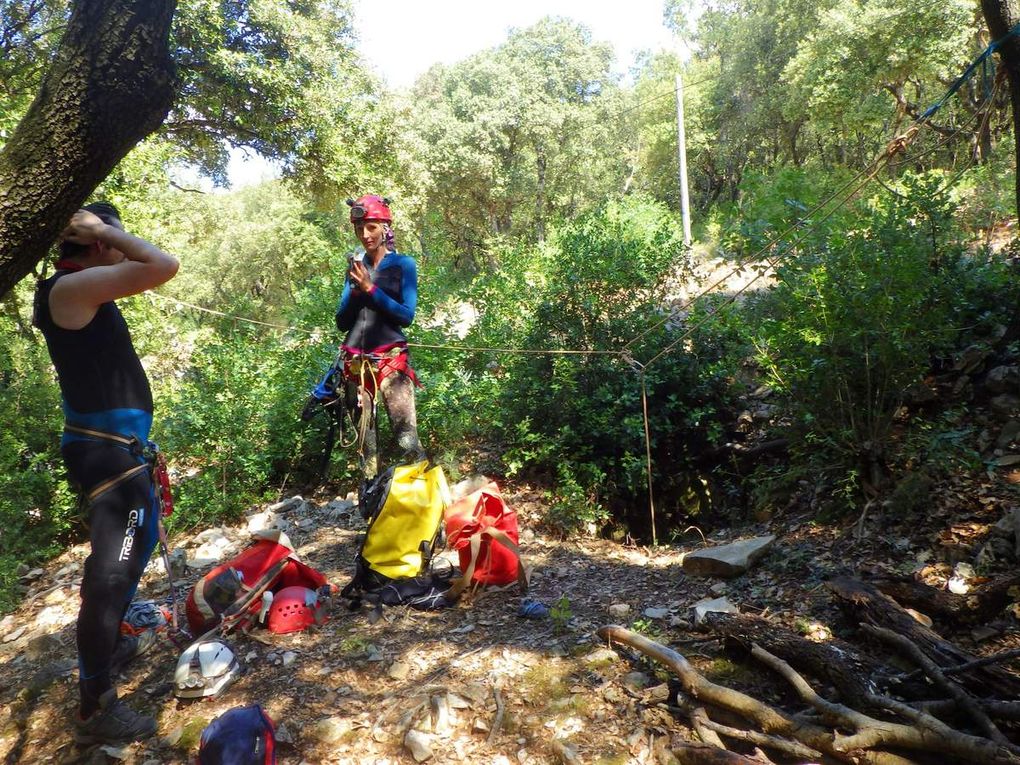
xmin=675 ymin=72 xmax=692 ymax=245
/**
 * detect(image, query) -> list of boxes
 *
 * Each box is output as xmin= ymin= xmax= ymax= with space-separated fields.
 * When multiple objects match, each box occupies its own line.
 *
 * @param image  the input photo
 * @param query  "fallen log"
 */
xmin=701 ymin=612 xmax=918 ymax=706
xmin=827 ymin=577 xmax=1020 ymax=699
xmin=869 ymin=570 xmax=1020 ymax=626
xmin=750 ymin=644 xmax=1020 ymax=763
xmin=598 ymin=625 xmax=1020 ymax=765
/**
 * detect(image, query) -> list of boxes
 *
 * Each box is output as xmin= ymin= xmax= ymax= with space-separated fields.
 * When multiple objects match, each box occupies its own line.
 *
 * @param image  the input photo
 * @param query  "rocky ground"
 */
xmin=2 ymin=455 xmax=1019 ymax=765
xmin=3 ymin=349 xmax=1020 ymax=764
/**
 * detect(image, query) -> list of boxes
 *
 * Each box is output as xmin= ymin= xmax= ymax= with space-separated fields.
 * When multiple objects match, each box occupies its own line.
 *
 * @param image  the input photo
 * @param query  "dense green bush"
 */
xmin=418 ymin=196 xmax=748 ymax=536
xmin=749 ymin=173 xmax=1020 ymax=505
xmin=711 ymin=166 xmax=861 ymax=258
xmin=6 ymin=163 xmax=1019 ymax=611
xmin=151 ymin=248 xmax=360 ymax=529
xmin=0 ymin=284 xmax=72 ymax=612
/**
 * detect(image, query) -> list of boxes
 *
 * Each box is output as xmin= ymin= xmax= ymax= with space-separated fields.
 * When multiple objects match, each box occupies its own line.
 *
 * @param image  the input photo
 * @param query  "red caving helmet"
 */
xmin=267 ymin=586 xmax=327 ymax=634
xmin=347 ymin=194 xmax=392 ymax=223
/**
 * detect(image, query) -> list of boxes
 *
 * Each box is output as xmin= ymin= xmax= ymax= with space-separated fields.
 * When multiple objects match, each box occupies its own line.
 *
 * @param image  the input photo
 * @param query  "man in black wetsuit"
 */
xmin=33 ymin=202 xmax=179 ymax=745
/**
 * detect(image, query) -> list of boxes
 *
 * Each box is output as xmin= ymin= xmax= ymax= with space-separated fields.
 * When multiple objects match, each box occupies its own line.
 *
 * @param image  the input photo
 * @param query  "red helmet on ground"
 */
xmin=267 ymin=586 xmax=327 ymax=634
xmin=348 ymin=194 xmax=392 ymax=223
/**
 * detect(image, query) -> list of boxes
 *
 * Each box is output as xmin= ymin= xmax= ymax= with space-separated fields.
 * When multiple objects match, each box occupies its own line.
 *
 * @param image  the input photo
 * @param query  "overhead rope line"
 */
xmin=147 ymin=22 xmax=1010 ymax=548
xmin=147 ymin=291 xmax=626 ymax=358
xmin=887 ymin=84 xmax=1006 ymax=170
xmin=148 ymin=292 xmax=318 ymax=334
xmin=919 ymin=22 xmax=1020 ymax=123
xmin=878 ymin=71 xmax=1004 ymax=204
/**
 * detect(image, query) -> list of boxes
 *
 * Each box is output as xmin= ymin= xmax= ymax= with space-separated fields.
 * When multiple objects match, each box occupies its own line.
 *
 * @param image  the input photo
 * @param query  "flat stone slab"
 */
xmin=683 ymin=535 xmax=776 ymax=578
xmin=691 ymin=596 xmax=739 ymax=625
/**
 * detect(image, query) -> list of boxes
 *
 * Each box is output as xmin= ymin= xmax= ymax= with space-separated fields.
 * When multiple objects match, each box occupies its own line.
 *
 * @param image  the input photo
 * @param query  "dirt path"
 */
xmin=0 ymin=487 xmax=711 ymax=764
xmin=2 ymin=475 xmax=1016 ymax=764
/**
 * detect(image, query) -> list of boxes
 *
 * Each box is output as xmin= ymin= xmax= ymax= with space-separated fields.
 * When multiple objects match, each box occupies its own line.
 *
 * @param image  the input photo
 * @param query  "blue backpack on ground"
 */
xmin=198 ymin=705 xmax=276 ymax=765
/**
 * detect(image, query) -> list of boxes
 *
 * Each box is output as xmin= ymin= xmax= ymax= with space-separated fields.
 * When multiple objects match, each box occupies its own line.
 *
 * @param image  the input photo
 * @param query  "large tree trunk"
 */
xmin=0 ymin=0 xmax=177 ymax=298
xmin=981 ymin=0 xmax=1020 ymax=222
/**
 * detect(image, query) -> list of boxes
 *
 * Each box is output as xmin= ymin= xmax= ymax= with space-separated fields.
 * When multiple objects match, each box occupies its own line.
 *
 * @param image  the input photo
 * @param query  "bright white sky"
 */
xmin=223 ymin=0 xmax=676 ymax=188
xmin=354 ymin=0 xmax=676 ymax=89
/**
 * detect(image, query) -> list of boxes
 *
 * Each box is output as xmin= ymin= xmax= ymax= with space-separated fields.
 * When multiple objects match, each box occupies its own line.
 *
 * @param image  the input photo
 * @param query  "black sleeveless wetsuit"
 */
xmin=34 ymin=270 xmax=159 ymax=710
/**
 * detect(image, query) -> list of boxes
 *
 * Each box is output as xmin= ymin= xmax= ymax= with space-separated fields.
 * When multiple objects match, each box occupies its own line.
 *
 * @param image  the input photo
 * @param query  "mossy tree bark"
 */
xmin=0 ymin=0 xmax=176 ymax=298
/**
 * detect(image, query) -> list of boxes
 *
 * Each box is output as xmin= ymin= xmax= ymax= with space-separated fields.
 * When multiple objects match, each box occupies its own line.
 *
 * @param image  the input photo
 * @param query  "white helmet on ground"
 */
xmin=174 ymin=639 xmax=241 ymax=699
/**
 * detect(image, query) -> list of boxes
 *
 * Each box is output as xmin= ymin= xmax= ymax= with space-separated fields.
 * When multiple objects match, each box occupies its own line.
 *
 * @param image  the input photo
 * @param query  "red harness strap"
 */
xmin=377 ymin=351 xmax=422 ymax=389
xmin=343 ymin=348 xmax=422 ymax=397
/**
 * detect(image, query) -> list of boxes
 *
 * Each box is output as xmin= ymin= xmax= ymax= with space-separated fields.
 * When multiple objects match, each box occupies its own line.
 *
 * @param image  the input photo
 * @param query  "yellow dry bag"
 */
xmin=358 ymin=460 xmax=450 ymax=581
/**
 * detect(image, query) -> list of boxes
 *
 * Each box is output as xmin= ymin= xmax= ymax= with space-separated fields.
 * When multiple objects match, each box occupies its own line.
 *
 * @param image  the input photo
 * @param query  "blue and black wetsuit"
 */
xmin=335 ymin=251 xmax=417 ymax=350
xmin=334 ymin=252 xmax=424 ymax=477
xmin=33 ymin=268 xmax=159 ymax=713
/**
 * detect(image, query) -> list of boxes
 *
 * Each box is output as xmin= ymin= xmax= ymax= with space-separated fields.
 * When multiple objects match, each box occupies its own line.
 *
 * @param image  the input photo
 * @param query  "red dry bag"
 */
xmin=445 ymin=481 xmax=527 ymax=596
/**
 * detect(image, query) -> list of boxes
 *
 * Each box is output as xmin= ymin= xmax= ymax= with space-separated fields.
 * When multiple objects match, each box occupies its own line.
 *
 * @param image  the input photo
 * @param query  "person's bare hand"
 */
xmin=350 ymin=261 xmax=373 ymax=291
xmin=61 ymin=209 xmax=107 ymax=245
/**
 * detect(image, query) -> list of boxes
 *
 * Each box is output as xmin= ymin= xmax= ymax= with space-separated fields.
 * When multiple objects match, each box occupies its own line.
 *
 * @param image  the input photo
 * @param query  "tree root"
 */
xmin=862 ymin=624 xmax=1009 ymax=745
xmin=597 ymin=625 xmax=1020 ymax=765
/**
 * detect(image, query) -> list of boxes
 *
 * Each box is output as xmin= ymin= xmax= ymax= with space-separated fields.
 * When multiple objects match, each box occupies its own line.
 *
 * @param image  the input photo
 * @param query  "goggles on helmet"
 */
xmin=347 ymin=194 xmax=392 ymax=223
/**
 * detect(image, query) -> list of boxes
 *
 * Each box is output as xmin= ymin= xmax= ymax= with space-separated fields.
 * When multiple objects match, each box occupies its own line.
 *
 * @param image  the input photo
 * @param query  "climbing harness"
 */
xmin=302 ymin=345 xmax=421 ymax=475
xmin=301 ymin=352 xmax=359 ymax=475
xmin=64 ymin=424 xmax=184 ymax=637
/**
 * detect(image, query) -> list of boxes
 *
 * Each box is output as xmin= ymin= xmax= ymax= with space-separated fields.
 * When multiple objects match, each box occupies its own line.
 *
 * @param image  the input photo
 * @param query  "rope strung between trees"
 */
xmin=145 ymin=31 xmax=1008 ymax=547
xmin=919 ymin=22 xmax=1020 ymax=123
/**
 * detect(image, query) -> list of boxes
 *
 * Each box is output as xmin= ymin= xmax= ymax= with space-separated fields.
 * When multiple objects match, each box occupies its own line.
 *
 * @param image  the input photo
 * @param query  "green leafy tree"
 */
xmin=750 ymin=174 xmax=1007 ymax=500
xmin=0 ymin=0 xmax=383 ymax=298
xmin=395 ymin=17 xmax=628 ymax=265
xmin=0 ymin=0 xmax=176 ymax=298
xmin=784 ymin=0 xmax=983 ymax=161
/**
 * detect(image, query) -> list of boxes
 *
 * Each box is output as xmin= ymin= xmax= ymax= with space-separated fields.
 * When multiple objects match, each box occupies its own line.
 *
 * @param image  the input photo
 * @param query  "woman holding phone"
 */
xmin=335 ymin=194 xmax=425 ymax=479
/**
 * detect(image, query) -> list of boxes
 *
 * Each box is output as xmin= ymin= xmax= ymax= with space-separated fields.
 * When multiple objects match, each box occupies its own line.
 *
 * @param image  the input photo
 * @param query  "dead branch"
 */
xmin=862 ymin=624 xmax=1009 ymax=745
xmin=689 ymin=705 xmax=727 ymax=749
xmin=487 ymin=685 xmax=504 ymax=745
xmin=828 ymin=577 xmax=1020 ymax=699
xmin=673 ymin=694 xmax=823 ymax=760
xmin=701 ymin=612 xmax=911 ymax=706
xmin=598 ymin=626 xmax=844 ymax=757
xmin=903 ymin=647 xmax=1020 ymax=684
xmin=599 ymin=625 xmax=925 ymax=765
xmin=598 ymin=625 xmax=1020 ymax=764
xmin=751 ymin=643 xmax=1020 ymax=763
xmin=697 ymin=716 xmax=826 ymax=761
